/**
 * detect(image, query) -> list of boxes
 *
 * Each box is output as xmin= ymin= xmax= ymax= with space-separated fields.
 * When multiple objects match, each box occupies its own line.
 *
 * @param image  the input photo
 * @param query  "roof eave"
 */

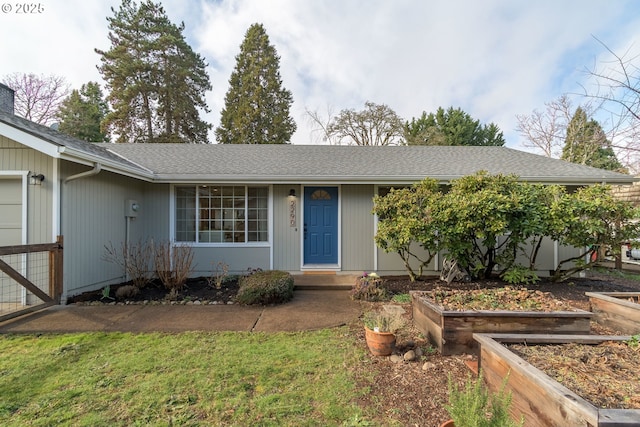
xmin=0 ymin=120 xmax=61 ymax=157
xmin=58 ymin=146 xmax=154 ymax=181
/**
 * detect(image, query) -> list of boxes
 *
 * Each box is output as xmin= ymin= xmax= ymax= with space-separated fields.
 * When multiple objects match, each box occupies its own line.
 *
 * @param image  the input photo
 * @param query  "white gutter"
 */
xmin=57 ymin=146 xmax=154 ymax=182
xmin=64 ymin=162 xmax=101 ymax=183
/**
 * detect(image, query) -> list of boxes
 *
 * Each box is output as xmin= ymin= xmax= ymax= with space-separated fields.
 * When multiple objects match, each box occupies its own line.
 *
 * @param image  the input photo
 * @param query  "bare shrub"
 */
xmin=115 ymin=285 xmax=139 ymax=299
xmin=207 ymin=261 xmax=229 ymax=289
xmin=153 ymin=241 xmax=194 ymax=295
xmin=102 ymin=240 xmax=153 ymax=288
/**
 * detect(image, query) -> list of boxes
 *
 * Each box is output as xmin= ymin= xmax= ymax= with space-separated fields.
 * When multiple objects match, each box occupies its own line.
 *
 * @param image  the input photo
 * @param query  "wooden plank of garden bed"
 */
xmin=475 ymin=333 xmax=600 ymax=427
xmin=411 ymin=291 xmax=592 ymax=355
xmin=599 ymin=409 xmax=640 ymax=426
xmin=474 ymin=333 xmax=638 ymax=427
xmin=587 ymin=292 xmax=640 ymax=335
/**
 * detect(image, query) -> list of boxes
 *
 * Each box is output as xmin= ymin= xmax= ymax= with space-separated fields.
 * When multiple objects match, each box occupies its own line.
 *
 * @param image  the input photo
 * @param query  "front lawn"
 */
xmin=0 ymin=330 xmax=368 ymax=426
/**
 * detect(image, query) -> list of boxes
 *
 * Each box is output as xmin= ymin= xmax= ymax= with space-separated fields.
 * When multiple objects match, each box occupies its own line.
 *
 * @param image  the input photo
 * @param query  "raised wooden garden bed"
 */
xmin=587 ymin=292 xmax=640 ymax=335
xmin=410 ymin=290 xmax=592 ymax=355
xmin=474 ymin=333 xmax=640 ymax=427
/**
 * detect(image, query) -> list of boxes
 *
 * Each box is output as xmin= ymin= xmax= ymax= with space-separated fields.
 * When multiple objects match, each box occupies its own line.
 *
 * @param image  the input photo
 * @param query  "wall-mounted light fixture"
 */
xmin=288 ymin=188 xmax=296 ymax=198
xmin=29 ymin=173 xmax=45 ymax=185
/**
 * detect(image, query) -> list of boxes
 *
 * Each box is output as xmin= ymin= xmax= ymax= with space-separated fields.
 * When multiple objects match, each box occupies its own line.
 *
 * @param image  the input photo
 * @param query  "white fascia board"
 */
xmin=144 ymin=173 xmax=638 ymax=186
xmin=151 ymin=174 xmax=428 ymax=185
xmin=0 ymin=122 xmax=60 ymax=157
xmin=516 ymin=176 xmax=638 ymax=185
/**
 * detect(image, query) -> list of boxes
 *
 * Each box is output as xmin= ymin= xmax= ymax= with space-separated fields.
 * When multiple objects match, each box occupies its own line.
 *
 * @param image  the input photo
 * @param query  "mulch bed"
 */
xmin=66 ymin=278 xmax=240 ymax=305
xmin=509 ymin=340 xmax=640 ymax=410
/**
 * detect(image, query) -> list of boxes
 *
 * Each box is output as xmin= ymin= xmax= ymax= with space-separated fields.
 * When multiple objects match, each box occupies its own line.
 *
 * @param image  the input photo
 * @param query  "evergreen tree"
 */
xmin=57 ymin=82 xmax=110 ymax=142
xmin=404 ymin=107 xmax=505 ymax=146
xmin=96 ymin=0 xmax=211 ymax=143
xmin=216 ymin=23 xmax=296 ymax=144
xmin=561 ymin=107 xmax=625 ymax=171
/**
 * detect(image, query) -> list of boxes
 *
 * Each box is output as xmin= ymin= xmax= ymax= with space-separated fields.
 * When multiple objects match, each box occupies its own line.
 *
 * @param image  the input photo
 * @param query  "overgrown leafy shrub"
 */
xmin=350 ymin=272 xmax=388 ymax=301
xmin=236 ymin=270 xmax=294 ymax=305
xmin=374 ymin=172 xmax=640 ymax=282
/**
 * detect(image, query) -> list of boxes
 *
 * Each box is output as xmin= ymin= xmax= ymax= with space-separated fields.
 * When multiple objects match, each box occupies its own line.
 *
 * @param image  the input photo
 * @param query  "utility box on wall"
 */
xmin=125 ymin=199 xmax=140 ymax=217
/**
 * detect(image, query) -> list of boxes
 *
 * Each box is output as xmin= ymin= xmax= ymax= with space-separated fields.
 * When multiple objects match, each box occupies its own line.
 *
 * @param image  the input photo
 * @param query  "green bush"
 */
xmin=500 ymin=265 xmax=539 ymax=285
xmin=446 ymin=372 xmax=524 ymax=427
xmin=236 ymin=270 xmax=294 ymax=305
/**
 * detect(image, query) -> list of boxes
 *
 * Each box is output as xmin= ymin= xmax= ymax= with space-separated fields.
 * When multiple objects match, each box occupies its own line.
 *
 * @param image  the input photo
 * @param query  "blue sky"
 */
xmin=1 ymin=0 xmax=639 ymax=150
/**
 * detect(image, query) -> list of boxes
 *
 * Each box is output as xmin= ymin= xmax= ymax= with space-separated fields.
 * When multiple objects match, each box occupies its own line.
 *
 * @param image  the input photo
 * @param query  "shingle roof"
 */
xmin=1 ymin=109 xmax=633 ymax=185
xmin=96 ymin=143 xmax=635 ymax=185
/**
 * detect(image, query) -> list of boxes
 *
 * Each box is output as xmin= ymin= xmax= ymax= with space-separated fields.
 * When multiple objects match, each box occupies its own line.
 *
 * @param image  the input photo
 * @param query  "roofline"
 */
xmin=151 ymin=174 xmax=638 ymax=185
xmin=3 ymin=120 xmax=635 ymax=186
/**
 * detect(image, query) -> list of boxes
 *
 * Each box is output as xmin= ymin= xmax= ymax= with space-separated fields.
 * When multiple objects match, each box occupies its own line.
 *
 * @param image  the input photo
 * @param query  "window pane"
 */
xmin=248 ymin=187 xmax=268 ymax=242
xmin=178 ymin=185 xmax=268 ymax=244
xmin=176 ymin=187 xmax=196 ymax=242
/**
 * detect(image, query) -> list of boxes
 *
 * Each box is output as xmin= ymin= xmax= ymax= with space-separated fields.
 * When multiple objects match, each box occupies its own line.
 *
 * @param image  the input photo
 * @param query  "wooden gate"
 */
xmin=0 ymin=236 xmax=63 ymax=322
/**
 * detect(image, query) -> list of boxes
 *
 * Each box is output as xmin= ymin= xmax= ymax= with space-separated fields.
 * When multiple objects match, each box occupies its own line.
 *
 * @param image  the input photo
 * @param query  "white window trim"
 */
xmin=170 ymin=184 xmax=272 ymax=247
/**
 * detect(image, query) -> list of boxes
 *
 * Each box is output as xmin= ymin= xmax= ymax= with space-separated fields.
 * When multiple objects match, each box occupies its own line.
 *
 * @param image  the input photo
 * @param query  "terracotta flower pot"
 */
xmin=364 ymin=326 xmax=396 ymax=356
xmin=439 ymin=420 xmax=454 ymax=427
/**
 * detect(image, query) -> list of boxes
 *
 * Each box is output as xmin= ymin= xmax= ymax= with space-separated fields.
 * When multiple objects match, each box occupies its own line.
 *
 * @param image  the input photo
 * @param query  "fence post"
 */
xmin=49 ymin=235 xmax=64 ymax=303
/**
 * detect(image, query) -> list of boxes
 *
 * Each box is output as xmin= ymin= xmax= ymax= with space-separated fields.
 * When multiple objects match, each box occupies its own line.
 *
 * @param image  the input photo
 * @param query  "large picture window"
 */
xmin=175 ymin=186 xmax=268 ymax=243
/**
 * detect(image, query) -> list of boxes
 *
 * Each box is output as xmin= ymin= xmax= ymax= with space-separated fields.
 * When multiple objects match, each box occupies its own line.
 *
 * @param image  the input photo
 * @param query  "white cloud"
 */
xmin=1 ymin=0 xmax=639 ymax=149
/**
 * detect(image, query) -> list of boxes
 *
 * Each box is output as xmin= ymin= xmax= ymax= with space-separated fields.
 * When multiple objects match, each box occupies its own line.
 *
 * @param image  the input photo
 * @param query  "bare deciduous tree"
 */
xmin=516 ymin=95 xmax=581 ymax=159
xmin=326 ymin=101 xmax=405 ymax=146
xmin=1 ymin=72 xmax=69 ymax=125
xmin=581 ymin=38 xmax=640 ymax=172
xmin=305 ymin=104 xmax=337 ymax=144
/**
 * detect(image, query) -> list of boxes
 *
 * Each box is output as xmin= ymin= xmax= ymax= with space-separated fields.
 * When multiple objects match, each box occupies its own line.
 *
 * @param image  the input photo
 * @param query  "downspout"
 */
xmin=64 ymin=163 xmax=102 ymax=183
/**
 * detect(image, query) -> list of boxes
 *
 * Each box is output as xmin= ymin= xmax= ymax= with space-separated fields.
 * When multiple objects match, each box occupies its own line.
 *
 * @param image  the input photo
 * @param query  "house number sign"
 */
xmin=289 ymin=198 xmax=296 ymax=227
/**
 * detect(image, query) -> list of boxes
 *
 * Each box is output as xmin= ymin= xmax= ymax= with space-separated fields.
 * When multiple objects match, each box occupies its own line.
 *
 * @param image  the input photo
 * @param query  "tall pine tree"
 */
xmin=561 ymin=107 xmax=624 ymax=172
xmin=216 ymin=23 xmax=296 ymax=144
xmin=57 ymin=82 xmax=110 ymax=142
xmin=96 ymin=0 xmax=211 ymax=143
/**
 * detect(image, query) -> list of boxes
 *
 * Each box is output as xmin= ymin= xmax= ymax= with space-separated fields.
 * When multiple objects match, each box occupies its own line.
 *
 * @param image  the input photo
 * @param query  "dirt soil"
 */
xmin=67 ymin=270 xmax=640 ymax=426
xmin=353 ymin=270 xmax=640 ymax=426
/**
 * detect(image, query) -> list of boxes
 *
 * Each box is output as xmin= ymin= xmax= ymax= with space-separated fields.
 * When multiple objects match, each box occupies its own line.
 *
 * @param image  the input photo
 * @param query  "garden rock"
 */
xmin=390 ymin=354 xmax=403 ymax=363
xmin=403 ymin=350 xmax=416 ymax=361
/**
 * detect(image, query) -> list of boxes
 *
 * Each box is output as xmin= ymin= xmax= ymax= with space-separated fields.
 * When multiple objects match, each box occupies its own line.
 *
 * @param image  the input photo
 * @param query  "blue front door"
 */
xmin=304 ymin=187 xmax=338 ymax=265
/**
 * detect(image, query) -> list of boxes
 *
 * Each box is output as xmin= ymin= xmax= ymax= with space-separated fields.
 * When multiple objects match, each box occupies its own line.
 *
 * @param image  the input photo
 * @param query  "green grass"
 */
xmin=0 ymin=329 xmax=371 ymax=426
xmin=391 ymin=293 xmax=411 ymax=304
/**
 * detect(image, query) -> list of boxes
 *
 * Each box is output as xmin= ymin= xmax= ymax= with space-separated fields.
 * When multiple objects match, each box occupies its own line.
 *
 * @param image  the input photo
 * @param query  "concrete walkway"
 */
xmin=0 ymin=277 xmax=363 ymax=334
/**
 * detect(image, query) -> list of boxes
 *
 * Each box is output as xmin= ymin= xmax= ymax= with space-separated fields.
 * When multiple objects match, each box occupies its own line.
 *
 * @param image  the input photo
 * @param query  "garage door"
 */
xmin=0 ymin=178 xmax=23 ymax=303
